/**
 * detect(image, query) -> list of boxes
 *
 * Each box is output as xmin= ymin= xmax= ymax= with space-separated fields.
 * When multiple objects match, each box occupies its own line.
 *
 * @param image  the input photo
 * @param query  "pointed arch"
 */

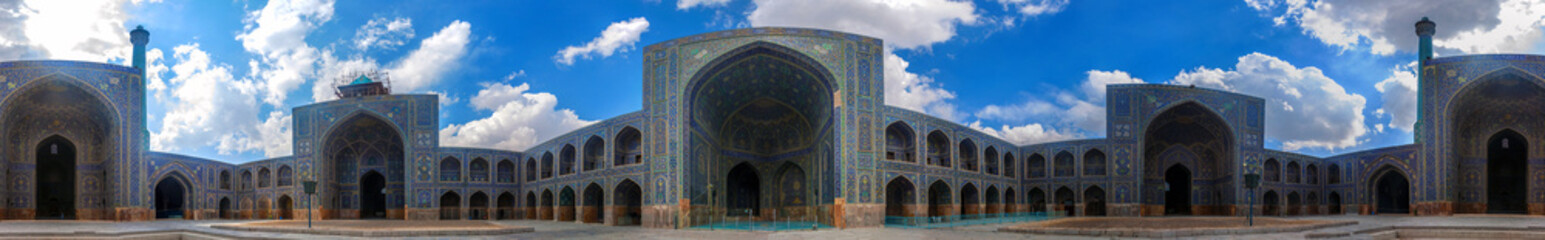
xmin=885 ymin=121 xmax=916 ymax=162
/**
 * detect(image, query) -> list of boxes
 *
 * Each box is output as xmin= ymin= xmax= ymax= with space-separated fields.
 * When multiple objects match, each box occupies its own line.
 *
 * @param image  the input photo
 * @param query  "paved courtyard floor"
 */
xmin=0 ymin=214 xmax=1540 ymax=239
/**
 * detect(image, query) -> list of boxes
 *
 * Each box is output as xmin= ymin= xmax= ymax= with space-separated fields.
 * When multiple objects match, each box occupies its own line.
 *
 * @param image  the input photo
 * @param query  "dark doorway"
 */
xmin=885 ymin=177 xmax=914 ymax=217
xmin=927 ymin=181 xmax=950 ymax=218
xmin=526 ymin=192 xmax=537 ymax=219
xmin=470 ymin=192 xmax=488 ymax=220
xmin=219 ymin=197 xmax=231 ymax=219
xmin=961 ymin=184 xmax=980 ymax=218
xmin=1028 ymin=188 xmax=1045 ymax=213
xmin=583 ymin=184 xmax=603 ymax=223
xmin=497 ymin=193 xmax=515 ymax=220
xmin=1488 ymin=130 xmax=1528 ymax=214
xmin=1375 ymin=169 xmax=1410 ymax=214
xmin=1165 ymin=165 xmax=1192 ymax=215
xmin=1328 ymin=192 xmax=1343 ymax=214
xmin=360 ymin=171 xmax=387 ymax=218
xmin=154 ymin=176 xmax=186 ymax=219
xmin=1263 ymin=191 xmax=1279 ymax=215
xmin=727 ymin=163 xmax=760 ymax=216
xmin=36 ymin=136 xmax=75 ymax=219
xmin=279 ymin=195 xmax=293 ymax=219
xmin=615 ymin=180 xmax=642 ymax=226
xmin=441 ymin=192 xmax=461 ymax=220
xmin=1084 ymin=186 xmax=1106 ymax=216
xmin=1055 ymin=187 xmax=1075 ymax=216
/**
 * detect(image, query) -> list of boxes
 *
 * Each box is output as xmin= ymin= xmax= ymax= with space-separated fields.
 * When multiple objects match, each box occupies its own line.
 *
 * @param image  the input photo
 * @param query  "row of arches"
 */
xmin=437 ymin=157 xmax=519 ymax=183
xmin=525 ymin=180 xmax=644 ymax=225
xmin=1259 ymin=190 xmax=1347 ymax=216
xmin=882 ymin=177 xmax=1110 ymax=218
xmin=1262 ymin=159 xmax=1342 ymax=184
xmin=526 ymin=127 xmax=644 ymax=182
xmin=214 ymin=165 xmax=297 ymax=191
xmin=884 ymin=122 xmax=1111 ymax=179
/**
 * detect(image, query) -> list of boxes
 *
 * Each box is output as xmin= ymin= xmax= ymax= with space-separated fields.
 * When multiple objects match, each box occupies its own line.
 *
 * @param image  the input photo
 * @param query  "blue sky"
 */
xmin=3 ymin=0 xmax=1542 ymax=163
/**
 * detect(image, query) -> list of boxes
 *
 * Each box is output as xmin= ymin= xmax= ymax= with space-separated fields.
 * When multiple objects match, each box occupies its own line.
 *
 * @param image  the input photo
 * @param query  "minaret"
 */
xmin=1414 ymin=17 xmax=1434 ymax=142
xmin=130 ymin=25 xmax=149 ymax=74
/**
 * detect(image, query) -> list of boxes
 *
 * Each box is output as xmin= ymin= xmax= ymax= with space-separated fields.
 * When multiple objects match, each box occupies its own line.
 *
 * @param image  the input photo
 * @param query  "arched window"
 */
xmin=560 ymin=145 xmax=576 ymax=175
xmin=584 ymin=136 xmax=604 ymax=171
xmin=241 ymin=170 xmax=253 ymax=190
xmin=470 ymin=158 xmax=489 ymax=182
xmin=277 ymin=165 xmax=293 ymax=186
xmin=541 ymin=152 xmax=554 ymax=179
xmin=1264 ymin=158 xmax=1280 ymax=182
xmin=1327 ymin=164 xmax=1341 ymax=184
xmin=984 ymin=146 xmax=999 ymax=175
xmin=1054 ymin=151 xmax=1074 ymax=177
xmin=1028 ymin=154 xmax=1046 ymax=178
xmin=926 ymin=131 xmax=950 ymax=167
xmin=441 ymin=157 xmax=461 ymax=181
xmin=258 ymin=168 xmax=271 ymax=188
xmin=1003 ymin=153 xmax=1016 ymax=177
xmin=885 ymin=122 xmax=916 ymax=162
xmin=498 ymin=159 xmax=515 ymax=183
xmin=960 ymin=139 xmax=978 ymax=171
xmin=220 ymin=170 xmax=231 ymax=190
xmin=1287 ymin=161 xmax=1301 ymax=183
xmin=1083 ymin=149 xmax=1106 ymax=176
xmin=526 ymin=158 xmax=537 ymax=182
xmin=615 ymin=127 xmax=643 ymax=166
xmin=1306 ymin=164 xmax=1318 ymax=185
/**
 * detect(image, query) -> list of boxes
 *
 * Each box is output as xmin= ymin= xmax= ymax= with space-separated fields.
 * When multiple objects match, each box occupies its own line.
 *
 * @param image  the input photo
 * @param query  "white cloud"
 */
xmin=427 ymin=90 xmax=460 ymax=107
xmin=1169 ymin=52 xmax=1368 ymax=151
xmin=975 ymin=70 xmax=1142 ymax=136
xmin=1374 ymin=62 xmax=1418 ymax=132
xmin=1248 ymin=0 xmax=1545 ymax=55
xmin=144 ymin=48 xmax=168 ymax=96
xmin=884 ymin=51 xmax=963 ymax=121
xmin=151 ymin=43 xmax=290 ymax=157
xmin=353 ymin=17 xmax=414 ymax=51
xmin=554 ymin=17 xmax=649 ymax=66
xmin=236 ymin=0 xmax=335 ymax=105
xmin=387 ymin=20 xmax=471 ymax=92
xmin=310 ymin=53 xmax=380 ymax=103
xmin=439 ymin=82 xmax=595 ymax=151
xmin=746 ymin=0 xmax=978 ymax=49
xmin=0 ymin=0 xmax=139 ymax=62
xmin=677 ymin=0 xmax=731 ymax=10
xmin=969 ymin=121 xmax=1079 ymax=145
xmin=995 ymin=0 xmax=1070 ymax=16
xmin=504 ymin=69 xmax=526 ymax=80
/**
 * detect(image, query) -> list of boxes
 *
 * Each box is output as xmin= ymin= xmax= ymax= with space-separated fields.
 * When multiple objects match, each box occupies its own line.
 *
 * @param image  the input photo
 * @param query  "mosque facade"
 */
xmin=0 ymin=18 xmax=1535 ymax=228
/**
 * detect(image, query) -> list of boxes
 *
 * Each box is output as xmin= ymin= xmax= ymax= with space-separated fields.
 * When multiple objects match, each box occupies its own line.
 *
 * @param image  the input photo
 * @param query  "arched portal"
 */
xmin=885 ymin=177 xmax=915 ymax=218
xmin=559 ymin=187 xmax=576 ymax=221
xmin=927 ymin=181 xmax=951 ymax=217
xmin=540 ymin=190 xmax=554 ymax=220
xmin=961 ymin=183 xmax=980 ymax=218
xmin=727 ymin=163 xmax=761 ymax=216
xmin=1029 ymin=188 xmax=1046 ymax=212
xmin=220 ymin=197 xmax=232 ymax=219
xmin=582 ymin=183 xmax=603 ymax=223
xmin=1004 ymin=188 xmax=1017 ymax=213
xmin=279 ymin=195 xmax=294 ymax=219
xmin=1372 ymin=167 xmax=1411 ymax=214
xmin=1328 ymin=192 xmax=1343 ymax=214
xmin=1488 ymin=129 xmax=1527 ymax=214
xmin=614 ymin=180 xmax=642 ymax=226
xmin=360 ymin=171 xmax=388 ymax=219
xmin=886 ymin=122 xmax=916 ymax=162
xmin=5 ymin=76 xmax=119 ymax=220
xmin=1084 ymin=186 xmax=1106 ymax=216
xmin=441 ymin=192 xmax=461 ymax=220
xmin=36 ymin=136 xmax=78 ymax=219
xmin=470 ymin=192 xmax=489 ymax=220
xmin=323 ymin=113 xmax=406 ymax=219
xmin=154 ymin=174 xmax=187 ymax=219
xmin=525 ymin=192 xmax=537 ymax=219
xmin=1263 ymin=191 xmax=1280 ymax=216
xmin=986 ymin=186 xmax=1000 ymax=214
xmin=497 ymin=193 xmax=516 ymax=220
xmin=1448 ymin=68 xmax=1545 ymax=214
xmin=1144 ymin=102 xmax=1233 ymax=216
xmin=1055 ymin=187 xmax=1075 ymax=216
xmin=683 ymin=42 xmax=837 ymax=224
xmin=1287 ymin=192 xmax=1301 ymax=216
xmin=1165 ymin=165 xmax=1192 ymax=215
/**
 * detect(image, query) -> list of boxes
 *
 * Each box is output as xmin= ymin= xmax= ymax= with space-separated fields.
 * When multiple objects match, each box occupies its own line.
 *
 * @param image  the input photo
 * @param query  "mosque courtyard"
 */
xmin=0 ymin=215 xmax=1541 ymax=239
